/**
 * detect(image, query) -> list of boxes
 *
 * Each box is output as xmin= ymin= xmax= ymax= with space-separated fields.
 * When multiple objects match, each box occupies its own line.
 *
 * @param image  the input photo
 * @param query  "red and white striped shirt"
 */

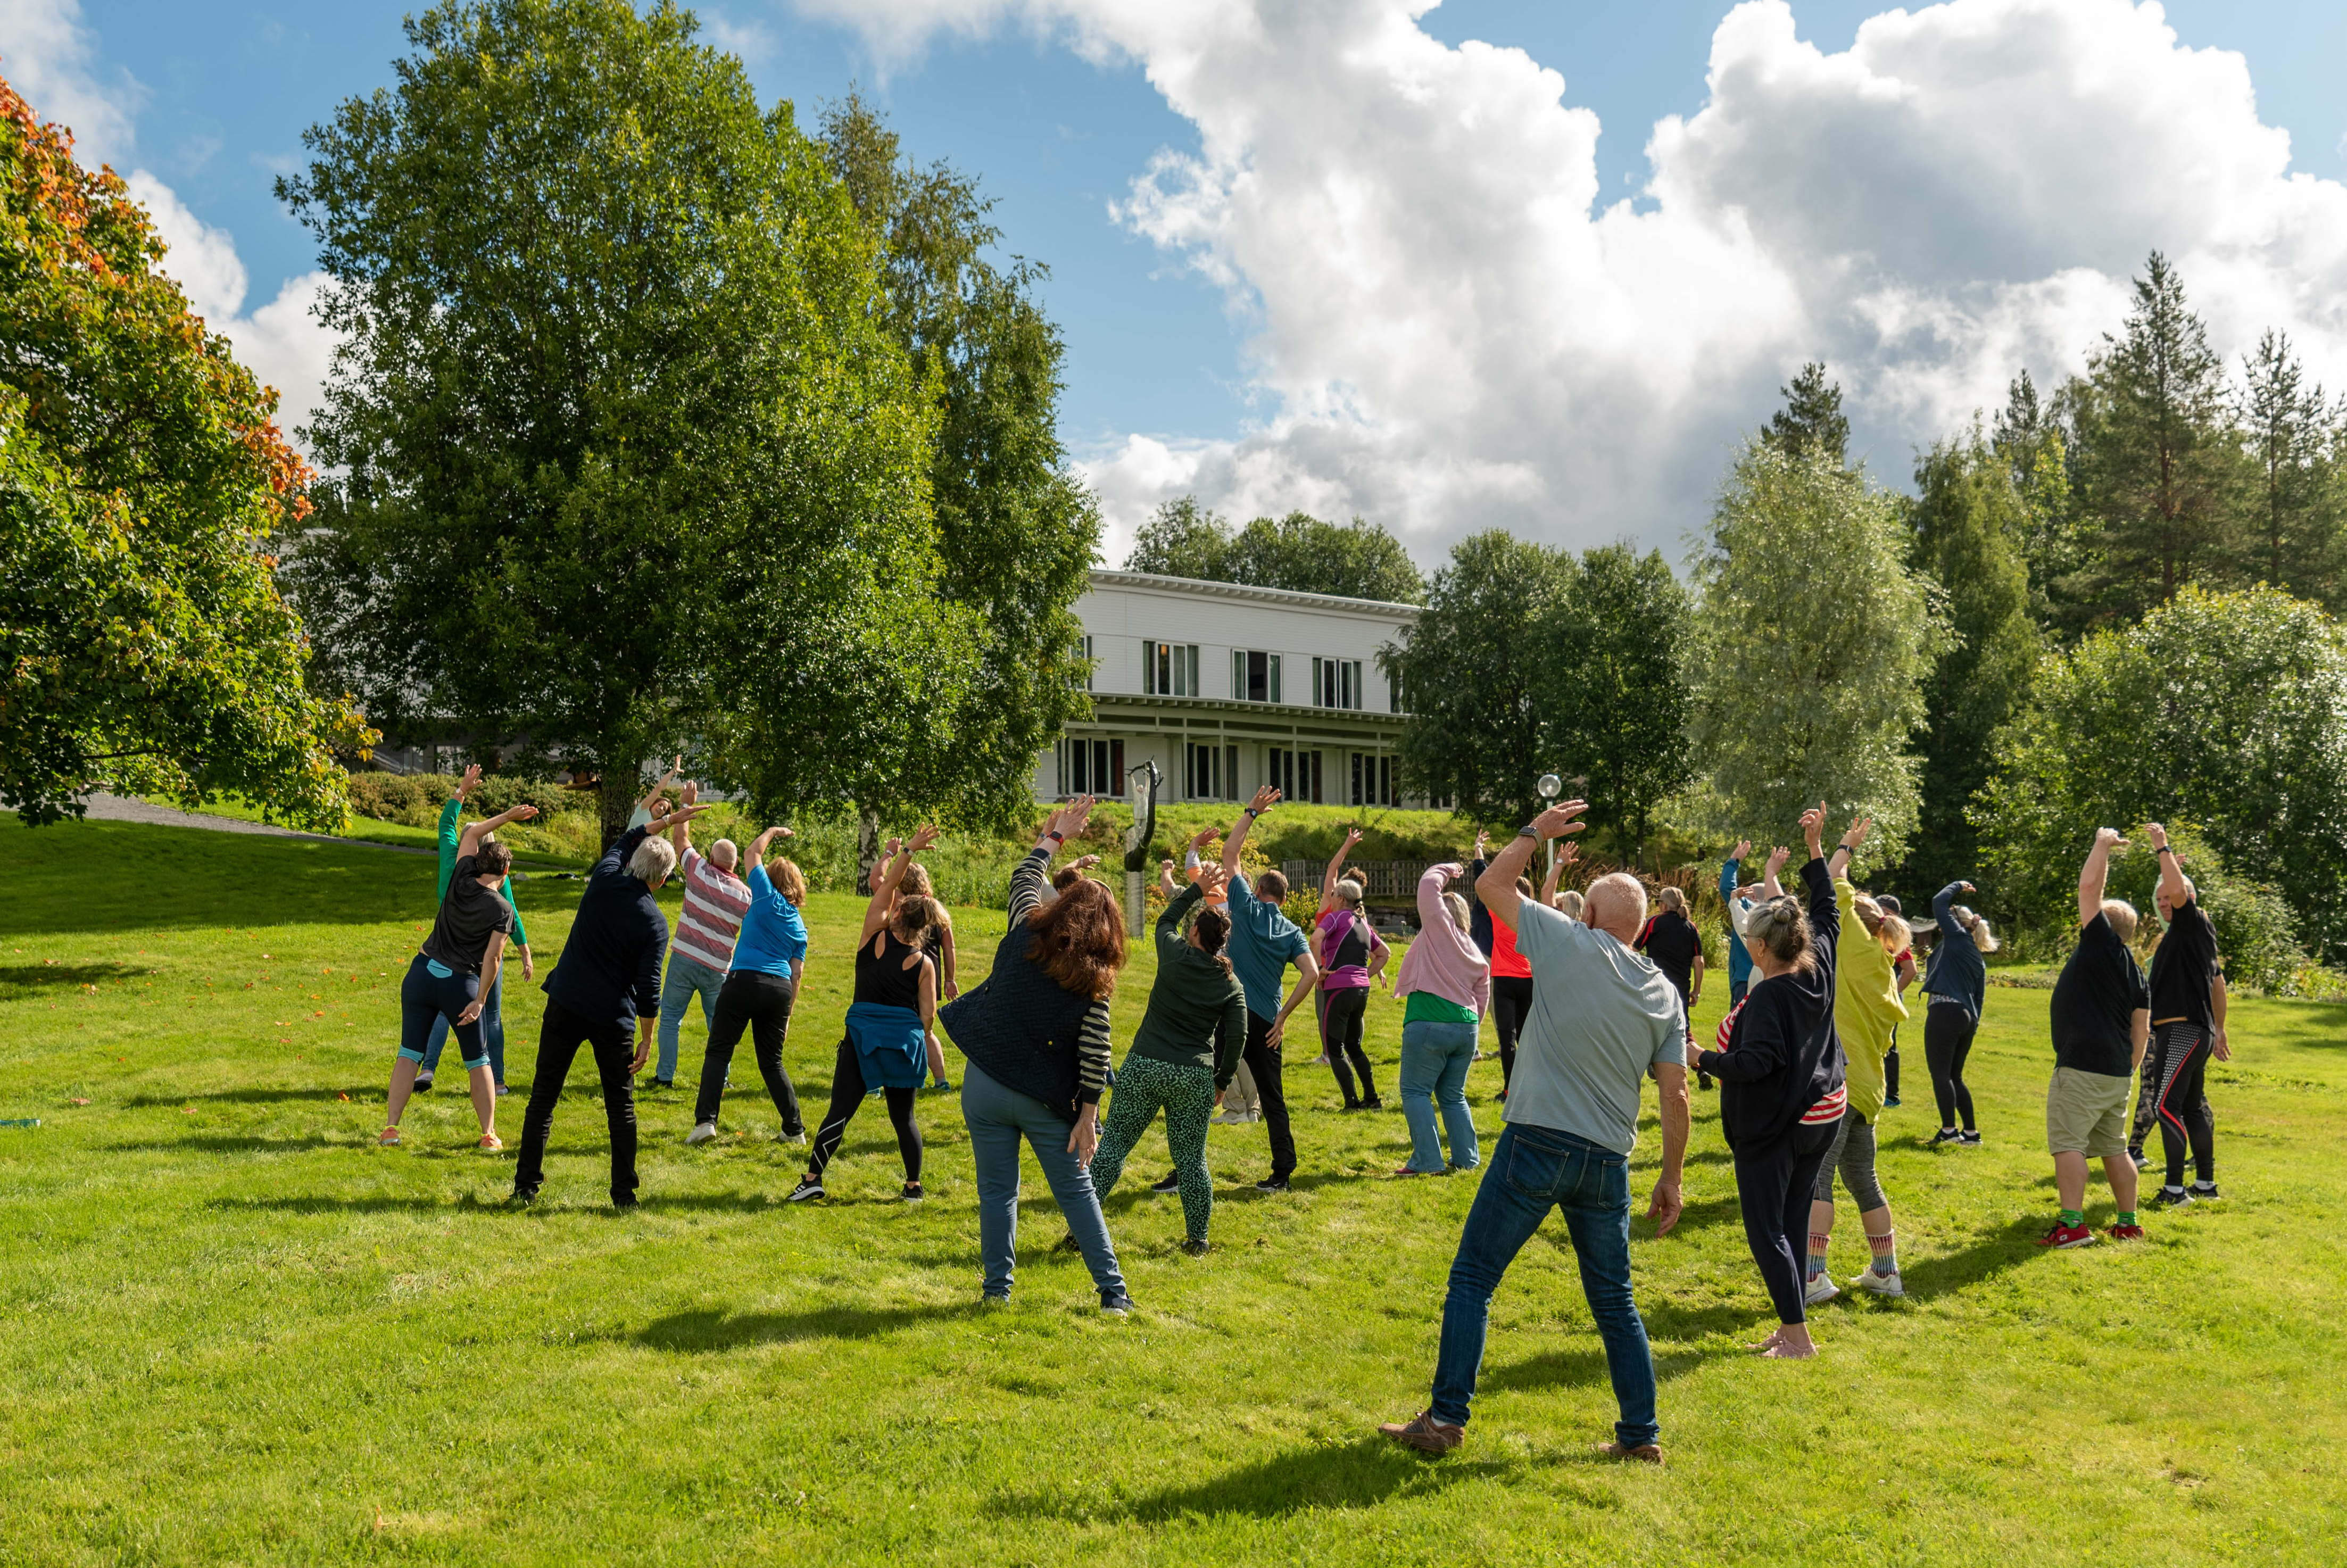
xmin=672 ymin=848 xmax=751 ymax=972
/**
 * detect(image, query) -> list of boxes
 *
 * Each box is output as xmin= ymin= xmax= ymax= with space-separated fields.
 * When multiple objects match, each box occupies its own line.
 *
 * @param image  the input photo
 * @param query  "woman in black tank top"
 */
xmin=857 ymin=929 xmax=927 ymax=1011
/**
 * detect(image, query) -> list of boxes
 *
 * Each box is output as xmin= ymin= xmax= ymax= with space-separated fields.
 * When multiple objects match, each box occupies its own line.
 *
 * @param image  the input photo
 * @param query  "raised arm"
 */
xmin=458 ymin=801 xmax=540 ymax=860
xmin=1223 ymin=786 xmax=1280 ymax=880
xmin=1418 ymin=862 xmax=1460 ymax=930
xmin=1320 ymin=827 xmax=1364 ymax=914
xmin=668 ymin=779 xmax=704 ymax=855
xmin=1157 ymin=875 xmax=1205 ymax=949
xmin=1933 ymin=880 xmax=1970 ymax=930
xmin=1157 ymin=859 xmax=1179 ymax=901
xmin=2079 ymin=826 xmax=2126 ymax=928
xmin=439 ymin=764 xmax=482 ymax=851
xmin=860 ymin=825 xmax=937 ymax=945
xmin=1014 ymin=799 xmax=1093 ymax=925
xmin=1477 ymin=801 xmax=1586 ymax=933
xmin=2144 ymin=822 xmax=2195 ymax=910
xmin=1827 ymin=811 xmax=1868 ymax=883
xmin=746 ymin=825 xmax=793 ymax=869
xmin=1719 ymin=839 xmax=1750 ymax=906
xmin=637 ymin=756 xmax=681 ymax=817
xmin=1761 ymin=844 xmax=1789 ymax=901
xmin=1540 ymin=840 xmax=1578 ymax=907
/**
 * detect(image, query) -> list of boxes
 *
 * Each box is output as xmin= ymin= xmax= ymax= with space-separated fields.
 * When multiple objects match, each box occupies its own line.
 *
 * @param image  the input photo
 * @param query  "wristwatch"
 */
xmin=1517 ymin=825 xmax=1539 ymax=839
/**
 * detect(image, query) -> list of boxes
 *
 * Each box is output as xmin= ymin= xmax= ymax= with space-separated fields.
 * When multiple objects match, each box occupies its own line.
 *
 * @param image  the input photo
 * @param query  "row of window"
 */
xmin=1130 ymin=640 xmax=1383 ymax=710
xmin=1053 ymin=737 xmax=1403 ymax=807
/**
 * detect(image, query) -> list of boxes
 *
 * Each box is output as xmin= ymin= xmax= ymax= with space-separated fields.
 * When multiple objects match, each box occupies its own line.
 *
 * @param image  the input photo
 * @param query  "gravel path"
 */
xmin=77 ymin=794 xmax=438 ymax=857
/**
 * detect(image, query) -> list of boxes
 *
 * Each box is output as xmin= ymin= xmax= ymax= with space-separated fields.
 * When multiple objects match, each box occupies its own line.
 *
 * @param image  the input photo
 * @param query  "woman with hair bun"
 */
xmin=1085 ymin=861 xmax=1250 ymax=1254
xmin=1315 ymin=828 xmax=1391 ymax=1110
xmin=1923 ymin=880 xmax=1997 ymax=1147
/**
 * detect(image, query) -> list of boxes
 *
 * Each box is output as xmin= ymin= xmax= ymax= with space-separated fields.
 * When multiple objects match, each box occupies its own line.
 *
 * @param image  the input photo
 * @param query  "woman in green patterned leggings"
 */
xmin=1085 ymin=865 xmax=1251 ymax=1254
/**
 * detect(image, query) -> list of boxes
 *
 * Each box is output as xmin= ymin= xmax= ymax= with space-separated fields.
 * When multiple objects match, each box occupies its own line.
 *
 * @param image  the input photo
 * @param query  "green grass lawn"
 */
xmin=3 ymin=817 xmax=2342 ymax=1565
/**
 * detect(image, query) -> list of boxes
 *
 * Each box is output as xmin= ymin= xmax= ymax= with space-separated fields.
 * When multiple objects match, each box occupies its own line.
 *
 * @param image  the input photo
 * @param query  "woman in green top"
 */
xmin=1084 ymin=863 xmax=1250 ymax=1254
xmin=418 ymin=765 xmax=533 ymax=1095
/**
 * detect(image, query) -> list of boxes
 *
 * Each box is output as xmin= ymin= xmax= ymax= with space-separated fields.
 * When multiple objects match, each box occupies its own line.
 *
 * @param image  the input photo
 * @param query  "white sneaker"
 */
xmin=776 ymin=1129 xmax=808 ymax=1146
xmin=1213 ymin=1111 xmax=1247 ymax=1125
xmin=1804 ymin=1270 xmax=1839 ymax=1306
xmin=1856 ymin=1268 xmax=1905 ymax=1298
xmin=686 ymin=1121 xmax=718 ymax=1145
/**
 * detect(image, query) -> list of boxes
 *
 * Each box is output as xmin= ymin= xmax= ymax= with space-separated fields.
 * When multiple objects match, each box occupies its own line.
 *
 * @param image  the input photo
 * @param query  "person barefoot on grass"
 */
xmin=2136 ymin=822 xmax=2229 ymax=1208
xmin=1391 ymin=864 xmax=1489 ymax=1176
xmin=790 ymin=828 xmax=941 ymax=1204
xmin=382 ymin=801 xmax=539 ymax=1149
xmin=1691 ymin=804 xmax=1850 ymax=1360
xmin=1315 ymin=828 xmax=1391 ymax=1110
xmin=1921 ymin=880 xmax=1996 ymax=1147
xmin=414 ymin=765 xmax=533 ymax=1098
xmin=2038 ymin=828 xmax=2149 ymax=1247
xmin=689 ymin=824 xmax=808 ymax=1149
xmin=1086 ymin=862 xmax=1249 ymax=1255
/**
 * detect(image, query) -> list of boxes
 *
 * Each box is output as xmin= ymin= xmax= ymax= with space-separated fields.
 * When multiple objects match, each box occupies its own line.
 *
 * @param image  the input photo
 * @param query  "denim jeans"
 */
xmin=657 ymin=950 xmax=725 ymax=1082
xmin=959 ymin=1063 xmax=1126 ymax=1302
xmin=1399 ymin=1019 xmax=1480 ymax=1173
xmin=1428 ymin=1122 xmax=1658 ymax=1448
xmin=420 ymin=965 xmax=501 ymax=1081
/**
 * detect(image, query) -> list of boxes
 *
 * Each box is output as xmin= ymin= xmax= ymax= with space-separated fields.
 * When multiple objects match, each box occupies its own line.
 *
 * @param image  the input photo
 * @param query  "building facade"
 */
xmin=1035 ymin=569 xmax=1425 ymax=808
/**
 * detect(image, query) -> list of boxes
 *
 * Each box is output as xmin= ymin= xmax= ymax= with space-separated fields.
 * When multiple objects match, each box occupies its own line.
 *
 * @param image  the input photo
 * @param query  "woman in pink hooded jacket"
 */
xmin=1392 ymin=862 xmax=1491 ymax=1174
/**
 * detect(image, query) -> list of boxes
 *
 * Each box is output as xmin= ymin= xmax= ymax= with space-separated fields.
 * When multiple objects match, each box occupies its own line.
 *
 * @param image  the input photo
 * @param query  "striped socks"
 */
xmin=1867 ymin=1229 xmax=1898 ymax=1277
xmin=1806 ymin=1232 xmax=1831 ymax=1281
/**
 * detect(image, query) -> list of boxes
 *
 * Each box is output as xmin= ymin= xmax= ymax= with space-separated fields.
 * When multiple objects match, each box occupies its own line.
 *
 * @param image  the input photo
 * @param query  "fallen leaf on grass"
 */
xmin=68 ymin=1098 xmax=89 ymax=1106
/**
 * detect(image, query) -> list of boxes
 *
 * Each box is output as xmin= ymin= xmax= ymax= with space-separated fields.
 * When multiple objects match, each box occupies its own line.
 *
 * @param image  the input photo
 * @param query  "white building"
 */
xmin=1036 ymin=569 xmax=1427 ymax=808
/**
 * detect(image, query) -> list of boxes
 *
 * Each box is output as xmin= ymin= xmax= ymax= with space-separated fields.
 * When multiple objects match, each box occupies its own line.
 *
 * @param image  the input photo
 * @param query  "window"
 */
xmin=1389 ymin=667 xmax=1403 ymax=713
xmin=1268 ymin=748 xmax=1323 ymax=803
xmin=1231 ymin=649 xmax=1283 ymax=703
xmin=1185 ymin=742 xmax=1232 ymax=801
xmin=1074 ymin=634 xmax=1095 ymax=692
xmin=1142 ymin=641 xmax=1200 ymax=697
xmin=1057 ymin=737 xmax=1125 ymax=797
xmin=1349 ymin=753 xmax=1397 ymax=807
xmin=1313 ymin=657 xmax=1365 ymax=710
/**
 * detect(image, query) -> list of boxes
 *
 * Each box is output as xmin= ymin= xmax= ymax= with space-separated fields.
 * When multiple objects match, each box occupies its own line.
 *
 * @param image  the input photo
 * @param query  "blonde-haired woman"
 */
xmin=1922 ymin=880 xmax=1997 ymax=1147
xmin=1315 ymin=828 xmax=1390 ymax=1109
xmin=690 ymin=826 xmax=809 ymax=1147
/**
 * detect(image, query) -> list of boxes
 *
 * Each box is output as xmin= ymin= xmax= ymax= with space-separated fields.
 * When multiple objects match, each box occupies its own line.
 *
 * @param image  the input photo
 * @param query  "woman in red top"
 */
xmin=1467 ymin=832 xmax=1535 ymax=1098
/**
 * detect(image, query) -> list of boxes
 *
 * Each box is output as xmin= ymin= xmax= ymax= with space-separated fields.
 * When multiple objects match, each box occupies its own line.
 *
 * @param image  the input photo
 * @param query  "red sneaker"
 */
xmin=2105 ymin=1223 xmax=2145 ymax=1241
xmin=2036 ymin=1221 xmax=2097 ymax=1248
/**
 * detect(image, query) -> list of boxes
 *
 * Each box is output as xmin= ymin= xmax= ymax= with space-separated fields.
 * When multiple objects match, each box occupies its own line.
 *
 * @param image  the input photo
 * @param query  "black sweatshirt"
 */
xmin=1696 ymin=856 xmax=1844 ymax=1149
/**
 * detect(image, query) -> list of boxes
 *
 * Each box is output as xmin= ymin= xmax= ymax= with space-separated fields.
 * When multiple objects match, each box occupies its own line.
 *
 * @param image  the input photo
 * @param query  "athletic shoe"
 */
xmin=477 ymin=1133 xmax=503 ymax=1151
xmin=686 ymin=1121 xmax=718 ymax=1145
xmin=1149 ymin=1173 xmax=1181 ymax=1194
xmin=776 ymin=1129 xmax=808 ymax=1146
xmin=651 ymin=1078 xmax=674 ymax=1090
xmin=412 ymin=1074 xmax=434 ymax=1093
xmin=1254 ymin=1175 xmax=1291 ymax=1194
xmin=786 ymin=1176 xmax=824 ymax=1202
xmin=1959 ymin=1131 xmax=1983 ymax=1146
xmin=1883 ymin=1095 xmax=1902 ymax=1109
xmin=927 ymin=1079 xmax=955 ymax=1093
xmin=2128 ymin=1147 xmax=2151 ymax=1172
xmin=1099 ymin=1292 xmax=1135 ymax=1316
xmin=1051 ymin=1232 xmax=1082 ymax=1255
xmin=2105 ymin=1223 xmax=2146 ymax=1241
xmin=901 ymin=1183 xmax=924 ymax=1203
xmin=613 ymin=1194 xmax=638 ymax=1210
xmin=1311 ymin=1053 xmax=1330 ymax=1066
xmin=1855 ymin=1268 xmax=1904 ymax=1298
xmin=1340 ymin=1101 xmax=1366 ymax=1113
xmin=2190 ymin=1182 xmax=2223 ymax=1201
xmin=1362 ymin=1097 xmax=1385 ymax=1110
xmin=377 ymin=1125 xmax=402 ymax=1147
xmin=2151 ymin=1187 xmax=2194 ymax=1209
xmin=1212 ymin=1111 xmax=1247 ymax=1125
xmin=1378 ymin=1411 xmax=1463 ymax=1455
xmin=509 ymin=1186 xmax=538 ymax=1205
xmin=2037 ymin=1221 xmax=2096 ymax=1247
xmin=1179 ymin=1239 xmax=1210 ymax=1257
xmin=495 ymin=1083 xmax=512 ymax=1098
xmin=1803 ymin=1270 xmax=1839 ymax=1306
xmin=1928 ymin=1128 xmax=1964 ymax=1146
xmin=1597 ymin=1441 xmax=1664 ymax=1465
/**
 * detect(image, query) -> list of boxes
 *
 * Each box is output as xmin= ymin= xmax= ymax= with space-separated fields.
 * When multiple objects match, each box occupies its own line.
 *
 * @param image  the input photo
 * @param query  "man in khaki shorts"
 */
xmin=2039 ymin=828 xmax=2151 ymax=1248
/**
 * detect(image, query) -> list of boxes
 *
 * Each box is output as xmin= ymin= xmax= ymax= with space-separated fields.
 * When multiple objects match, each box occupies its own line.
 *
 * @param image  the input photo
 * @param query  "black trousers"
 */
xmin=1320 ymin=988 xmax=1378 ymax=1106
xmin=1490 ymin=976 xmax=1535 ymax=1093
xmin=1884 ymin=1034 xmax=1901 ymax=1100
xmin=2150 ymin=1021 xmax=2215 ymax=1187
xmin=694 ymin=971 xmax=802 ymax=1132
xmin=1925 ymin=1002 xmax=1978 ymax=1131
xmin=810 ymin=1036 xmax=922 ymax=1183
xmin=515 ymin=995 xmax=639 ymax=1204
xmin=1242 ymin=1009 xmax=1296 ymax=1180
xmin=1731 ymin=1118 xmax=1841 ymax=1325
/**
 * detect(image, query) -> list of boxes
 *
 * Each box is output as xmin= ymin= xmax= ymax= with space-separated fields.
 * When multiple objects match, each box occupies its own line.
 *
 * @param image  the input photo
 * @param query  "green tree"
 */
xmin=1125 ymin=497 xmax=1425 ymax=602
xmin=1 ymin=71 xmax=372 ymax=828
xmin=1383 ymin=530 xmax=1570 ymax=824
xmin=1972 ymin=585 xmax=2347 ymax=959
xmin=277 ymin=0 xmax=966 ymax=847
xmin=1761 ymin=361 xmax=1851 ymax=469
xmin=2236 ymin=329 xmax=2344 ymax=607
xmin=2067 ymin=252 xmax=2242 ymax=623
xmin=1124 ymin=496 xmax=1233 ymax=580
xmin=1686 ymin=441 xmax=1949 ymax=867
xmin=1535 ymin=544 xmax=1693 ymax=865
xmin=1991 ymin=369 xmax=2080 ymax=619
xmin=1903 ymin=430 xmax=2042 ymax=895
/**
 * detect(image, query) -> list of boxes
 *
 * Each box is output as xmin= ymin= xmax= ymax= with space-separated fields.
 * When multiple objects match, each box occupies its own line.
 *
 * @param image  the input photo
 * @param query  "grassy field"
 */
xmin=2 ymin=815 xmax=2343 ymax=1565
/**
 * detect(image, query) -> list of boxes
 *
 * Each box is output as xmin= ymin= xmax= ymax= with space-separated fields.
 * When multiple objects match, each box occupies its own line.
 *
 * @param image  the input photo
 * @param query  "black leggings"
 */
xmin=694 ymin=971 xmax=802 ymax=1132
xmin=1925 ymin=1002 xmax=1978 ymax=1132
xmin=1320 ymin=988 xmax=1378 ymax=1106
xmin=1732 ymin=1118 xmax=1841 ymax=1324
xmin=2151 ymin=1021 xmax=2215 ymax=1186
xmin=810 ymin=1036 xmax=922 ymax=1183
xmin=1491 ymin=976 xmax=1535 ymax=1092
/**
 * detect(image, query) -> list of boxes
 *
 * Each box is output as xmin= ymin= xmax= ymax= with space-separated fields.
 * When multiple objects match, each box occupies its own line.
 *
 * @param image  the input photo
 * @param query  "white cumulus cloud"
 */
xmin=793 ymin=0 xmax=2347 ymax=563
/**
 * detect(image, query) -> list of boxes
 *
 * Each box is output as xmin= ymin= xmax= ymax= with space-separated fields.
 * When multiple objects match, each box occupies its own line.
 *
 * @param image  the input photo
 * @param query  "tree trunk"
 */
xmin=600 ymin=769 xmax=637 ymax=853
xmin=856 ymin=803 xmax=881 ymax=896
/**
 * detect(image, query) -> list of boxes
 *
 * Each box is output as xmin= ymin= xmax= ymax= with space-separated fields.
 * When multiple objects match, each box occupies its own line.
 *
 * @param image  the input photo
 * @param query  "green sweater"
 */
xmin=1127 ymin=883 xmax=1250 ymax=1089
xmin=436 ymin=798 xmax=527 ymax=948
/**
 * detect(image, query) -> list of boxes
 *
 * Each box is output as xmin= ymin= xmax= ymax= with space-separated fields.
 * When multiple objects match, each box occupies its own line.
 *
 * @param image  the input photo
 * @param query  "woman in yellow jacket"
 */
xmin=1805 ymin=818 xmax=1911 ymax=1302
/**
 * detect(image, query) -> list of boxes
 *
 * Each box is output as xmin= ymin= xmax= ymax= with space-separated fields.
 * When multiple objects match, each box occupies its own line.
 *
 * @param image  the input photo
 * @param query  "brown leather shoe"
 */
xmin=1597 ymin=1441 xmax=1664 ymax=1465
xmin=1378 ymin=1411 xmax=1463 ymax=1454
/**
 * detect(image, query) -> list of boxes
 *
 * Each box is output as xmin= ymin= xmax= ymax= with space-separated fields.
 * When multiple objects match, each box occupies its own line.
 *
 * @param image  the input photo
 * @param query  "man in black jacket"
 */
xmin=514 ymin=807 xmax=711 ymax=1207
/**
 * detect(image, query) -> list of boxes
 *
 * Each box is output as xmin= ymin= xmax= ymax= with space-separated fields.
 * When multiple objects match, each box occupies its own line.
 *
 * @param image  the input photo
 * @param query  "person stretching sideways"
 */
xmin=1159 ymin=835 xmax=1260 ymax=1130
xmin=1391 ymin=864 xmax=1490 ymax=1176
xmin=654 ymin=782 xmax=753 ymax=1092
xmin=688 ymin=823 xmax=808 ymax=1148
xmin=1804 ymin=823 xmax=1911 ymax=1304
xmin=791 ymin=828 xmax=941 ymax=1203
xmin=381 ymin=800 xmax=540 ymax=1148
xmin=939 ymin=798 xmax=1132 ymax=1311
xmin=2136 ymin=822 xmax=2228 ymax=1207
xmin=1718 ymin=840 xmax=1756 ymax=1011
xmin=1921 ymin=881 xmax=1996 ymax=1146
xmin=2038 ymin=828 xmax=2149 ymax=1246
xmin=1691 ymin=807 xmax=1850 ymax=1360
xmin=1085 ymin=863 xmax=1250 ymax=1254
xmin=1315 ymin=828 xmax=1391 ymax=1110
xmin=513 ymin=800 xmax=716 ymax=1206
xmin=414 ymin=765 xmax=532 ymax=1097
xmin=1468 ymin=830 xmax=1537 ymax=1099
xmin=1379 ymin=800 xmax=1687 ymax=1461
xmin=1217 ymin=789 xmax=1323 ymax=1193
xmin=1537 ymin=839 xmax=1581 ymax=914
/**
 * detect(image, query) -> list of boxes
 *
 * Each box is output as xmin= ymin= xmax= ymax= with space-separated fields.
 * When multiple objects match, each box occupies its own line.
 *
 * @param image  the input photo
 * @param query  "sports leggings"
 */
xmin=1321 ymin=987 xmax=1378 ymax=1106
xmin=2150 ymin=1021 xmax=2215 ymax=1187
xmin=809 ymin=1036 xmax=922 ymax=1183
xmin=1924 ymin=1002 xmax=1978 ymax=1132
xmin=1491 ymin=976 xmax=1535 ymax=1093
xmin=1811 ymin=1110 xmax=1887 ymax=1211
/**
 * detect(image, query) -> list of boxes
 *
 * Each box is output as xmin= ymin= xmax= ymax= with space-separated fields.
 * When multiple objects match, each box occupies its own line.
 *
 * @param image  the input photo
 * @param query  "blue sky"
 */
xmin=13 ymin=1 xmax=2347 ymax=558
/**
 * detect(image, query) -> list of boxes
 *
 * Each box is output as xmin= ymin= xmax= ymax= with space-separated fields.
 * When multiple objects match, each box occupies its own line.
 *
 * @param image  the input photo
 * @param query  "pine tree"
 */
xmin=2237 ymin=329 xmax=2344 ymax=607
xmin=1991 ymin=369 xmax=2079 ymax=617
xmin=1761 ymin=361 xmax=1851 ymax=469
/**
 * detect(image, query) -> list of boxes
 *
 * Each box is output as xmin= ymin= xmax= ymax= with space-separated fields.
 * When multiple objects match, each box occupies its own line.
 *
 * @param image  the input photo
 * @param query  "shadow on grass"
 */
xmin=0 ymin=962 xmax=145 ymax=999
xmin=986 ymin=1437 xmax=1510 ymax=1523
xmin=633 ymin=1302 xmax=975 ymax=1351
xmin=126 ymin=1088 xmax=376 ymax=1108
xmin=109 ymin=1133 xmax=343 ymax=1155
xmin=1479 ymin=1340 xmax=1715 ymax=1394
xmin=1900 ymin=1214 xmax=2066 ymax=1295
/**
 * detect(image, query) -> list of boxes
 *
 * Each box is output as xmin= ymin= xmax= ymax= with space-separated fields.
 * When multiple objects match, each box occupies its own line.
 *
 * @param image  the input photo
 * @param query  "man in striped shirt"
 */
xmin=652 ymin=782 xmax=753 ymax=1089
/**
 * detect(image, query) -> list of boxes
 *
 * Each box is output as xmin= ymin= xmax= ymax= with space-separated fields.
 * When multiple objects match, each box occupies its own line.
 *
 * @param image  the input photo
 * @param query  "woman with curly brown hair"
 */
xmin=940 ymin=797 xmax=1133 ymax=1312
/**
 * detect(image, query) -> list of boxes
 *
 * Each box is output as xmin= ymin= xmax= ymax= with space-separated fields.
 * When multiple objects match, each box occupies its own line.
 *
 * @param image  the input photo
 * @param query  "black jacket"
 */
xmin=542 ymin=826 xmax=668 ymax=1028
xmin=1697 ymin=856 xmax=1844 ymax=1148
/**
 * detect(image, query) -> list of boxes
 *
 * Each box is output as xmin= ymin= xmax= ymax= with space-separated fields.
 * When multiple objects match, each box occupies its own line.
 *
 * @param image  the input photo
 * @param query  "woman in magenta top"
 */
xmin=1315 ymin=829 xmax=1391 ymax=1110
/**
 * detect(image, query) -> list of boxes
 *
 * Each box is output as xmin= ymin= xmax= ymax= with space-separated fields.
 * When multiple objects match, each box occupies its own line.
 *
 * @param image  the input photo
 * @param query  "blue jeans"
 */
xmin=1399 ymin=1019 xmax=1480 ymax=1173
xmin=1428 ymin=1123 xmax=1658 ymax=1448
xmin=657 ymin=950 xmax=725 ymax=1082
xmin=959 ymin=1064 xmax=1126 ymax=1303
xmin=420 ymin=965 xmax=501 ymax=1081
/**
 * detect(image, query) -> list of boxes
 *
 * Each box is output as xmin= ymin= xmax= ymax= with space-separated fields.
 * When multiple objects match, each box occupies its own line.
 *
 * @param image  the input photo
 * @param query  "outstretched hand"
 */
xmin=1531 ymin=800 xmax=1589 ymax=840
xmin=510 ymin=804 xmax=540 ymax=824
xmin=1764 ymin=844 xmax=1791 ymax=879
xmin=1247 ymin=785 xmax=1282 ymax=816
xmin=1799 ymin=801 xmax=1827 ymax=857
xmin=1056 ymin=795 xmax=1099 ymax=840
xmin=1556 ymin=841 xmax=1578 ymax=866
xmin=1189 ymin=824 xmax=1219 ymax=851
xmin=1195 ymin=862 xmax=1231 ymax=900
xmin=1840 ymin=815 xmax=1873 ymax=850
xmin=909 ymin=823 xmax=942 ymax=854
xmin=457 ymin=762 xmax=483 ymax=801
xmin=2094 ymin=826 xmax=2128 ymax=853
xmin=2144 ymin=822 xmax=2170 ymax=852
xmin=1958 ymin=880 xmax=1976 ymax=893
xmin=1342 ymin=827 xmax=1365 ymax=849
xmin=1731 ymin=837 xmax=1753 ymax=862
